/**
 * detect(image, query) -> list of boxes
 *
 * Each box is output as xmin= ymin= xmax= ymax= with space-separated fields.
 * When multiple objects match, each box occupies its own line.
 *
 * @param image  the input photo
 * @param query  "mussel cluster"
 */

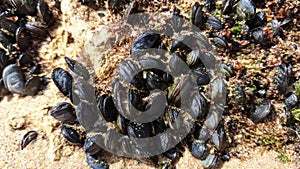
xmin=0 ymin=0 xmax=53 ymax=98
xmin=47 ymin=0 xmax=299 ymax=168
xmin=50 ymin=24 xmax=230 ymax=168
xmin=189 ymin=0 xmax=294 ymax=50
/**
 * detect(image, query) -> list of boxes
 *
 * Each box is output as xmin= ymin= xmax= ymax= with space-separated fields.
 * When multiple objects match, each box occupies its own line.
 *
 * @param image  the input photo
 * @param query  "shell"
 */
xmin=51 ymin=68 xmax=73 ymax=98
xmin=2 ymin=64 xmax=25 ymax=95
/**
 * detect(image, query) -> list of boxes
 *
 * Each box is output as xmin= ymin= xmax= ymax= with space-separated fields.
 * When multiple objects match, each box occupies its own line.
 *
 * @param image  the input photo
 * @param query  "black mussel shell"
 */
xmin=170 ymin=35 xmax=193 ymax=53
xmin=249 ymin=100 xmax=272 ymax=123
xmin=129 ymin=89 xmax=148 ymax=111
xmin=21 ymin=131 xmax=38 ymax=150
xmin=0 ymin=79 xmax=10 ymax=97
xmin=2 ymin=64 xmax=25 ymax=95
xmin=61 ymin=125 xmax=84 ymax=145
xmin=52 ymin=68 xmax=73 ymax=98
xmin=285 ymin=92 xmax=298 ymax=108
xmin=84 ymin=135 xmax=102 ymax=155
xmin=169 ymin=53 xmax=189 ymax=76
xmin=152 ymin=116 xmax=167 ymax=135
xmin=191 ymin=2 xmax=205 ymax=28
xmin=222 ymin=0 xmax=233 ymax=14
xmin=0 ymin=30 xmax=15 ymax=48
xmin=221 ymin=152 xmax=231 ymax=161
xmin=0 ymin=49 xmax=10 ymax=73
xmin=219 ymin=63 xmax=234 ymax=78
xmin=119 ymin=59 xmax=143 ymax=87
xmin=0 ymin=18 xmax=18 ymax=34
xmin=116 ymin=115 xmax=129 ymax=135
xmin=65 ymin=57 xmax=90 ymax=80
xmin=213 ymin=36 xmax=228 ymax=49
xmin=16 ymin=26 xmax=32 ymax=51
xmin=206 ymin=16 xmax=222 ymax=31
xmin=97 ymin=94 xmax=118 ymax=122
xmin=49 ymin=102 xmax=76 ymax=123
xmin=9 ymin=0 xmax=37 ymax=15
xmin=24 ymin=76 xmax=42 ymax=96
xmin=234 ymin=84 xmax=247 ymax=106
xmin=29 ymin=64 xmax=42 ymax=75
xmin=247 ymin=11 xmax=266 ymax=28
xmin=163 ymin=147 xmax=181 ymax=162
xmin=130 ymin=31 xmax=165 ymax=58
xmin=236 ymin=0 xmax=256 ymax=21
xmin=275 ymin=63 xmax=293 ymax=94
xmin=127 ymin=122 xmax=153 ymax=138
xmin=190 ymin=140 xmax=207 ymax=159
xmin=146 ymin=71 xmax=168 ymax=90
xmin=86 ymin=153 xmax=108 ymax=169
xmin=201 ymin=154 xmax=219 ymax=169
xmin=74 ymin=77 xmax=96 ymax=103
xmin=251 ymin=27 xmax=264 ymax=43
xmin=186 ymin=49 xmax=202 ymax=67
xmin=25 ymin=23 xmax=50 ymax=39
xmin=18 ymin=53 xmax=34 ymax=67
xmin=205 ymin=0 xmax=216 ymax=12
xmin=192 ymin=69 xmax=210 ymax=86
xmin=211 ymin=125 xmax=227 ymax=151
xmin=138 ymin=55 xmax=166 ymax=71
